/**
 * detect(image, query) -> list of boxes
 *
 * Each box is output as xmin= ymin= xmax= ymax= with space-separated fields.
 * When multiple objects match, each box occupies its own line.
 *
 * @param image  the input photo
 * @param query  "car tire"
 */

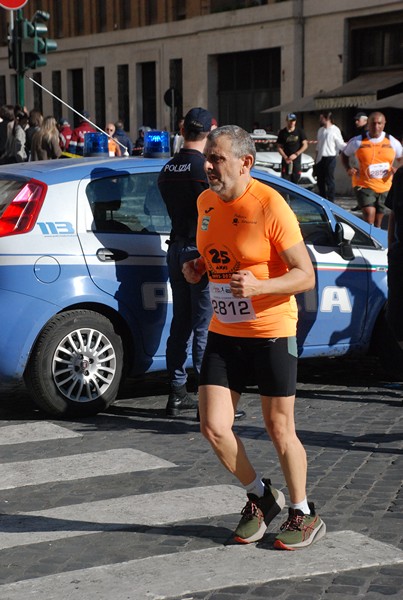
xmin=25 ymin=310 xmax=124 ymax=417
xmin=372 ymin=308 xmax=403 ymax=381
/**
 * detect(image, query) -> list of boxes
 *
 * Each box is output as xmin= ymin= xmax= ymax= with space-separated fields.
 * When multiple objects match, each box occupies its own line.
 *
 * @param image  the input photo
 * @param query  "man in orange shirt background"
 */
xmin=183 ymin=125 xmax=325 ymax=550
xmin=341 ymin=111 xmax=402 ymax=227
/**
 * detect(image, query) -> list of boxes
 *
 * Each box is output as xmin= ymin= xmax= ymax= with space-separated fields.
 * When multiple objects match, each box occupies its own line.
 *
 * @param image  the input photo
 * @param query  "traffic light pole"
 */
xmin=15 ymin=9 xmax=24 ymax=106
xmin=8 ymin=8 xmax=57 ymax=107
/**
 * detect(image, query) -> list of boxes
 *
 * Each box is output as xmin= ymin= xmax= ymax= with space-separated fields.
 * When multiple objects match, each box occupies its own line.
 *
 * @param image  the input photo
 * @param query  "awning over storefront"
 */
xmin=262 ymin=71 xmax=403 ymax=113
xmin=261 ymin=92 xmax=319 ymax=114
xmin=314 ymin=70 xmax=403 ymax=109
xmin=368 ymin=92 xmax=403 ymax=110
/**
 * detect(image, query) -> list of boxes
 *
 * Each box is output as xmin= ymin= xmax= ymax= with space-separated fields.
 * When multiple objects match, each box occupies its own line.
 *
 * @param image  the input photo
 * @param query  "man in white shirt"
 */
xmin=315 ymin=111 xmax=346 ymax=201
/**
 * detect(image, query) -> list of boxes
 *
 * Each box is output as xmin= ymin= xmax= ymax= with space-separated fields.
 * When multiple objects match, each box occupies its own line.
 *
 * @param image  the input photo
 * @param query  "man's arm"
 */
xmin=299 ymin=139 xmax=309 ymax=155
xmin=229 ymin=240 xmax=315 ymax=298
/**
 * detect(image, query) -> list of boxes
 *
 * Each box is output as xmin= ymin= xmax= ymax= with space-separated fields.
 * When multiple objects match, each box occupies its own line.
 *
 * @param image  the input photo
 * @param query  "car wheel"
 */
xmin=372 ymin=308 xmax=403 ymax=381
xmin=25 ymin=310 xmax=123 ymax=417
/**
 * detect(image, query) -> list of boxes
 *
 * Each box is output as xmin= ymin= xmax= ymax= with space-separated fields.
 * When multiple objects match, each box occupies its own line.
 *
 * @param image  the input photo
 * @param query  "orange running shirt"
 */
xmin=197 ymin=178 xmax=303 ymax=338
xmin=352 ymin=135 xmax=396 ymax=193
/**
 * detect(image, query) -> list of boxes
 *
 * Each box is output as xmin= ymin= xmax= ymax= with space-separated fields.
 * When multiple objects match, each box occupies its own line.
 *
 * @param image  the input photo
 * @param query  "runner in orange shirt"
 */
xmin=183 ymin=125 xmax=325 ymax=550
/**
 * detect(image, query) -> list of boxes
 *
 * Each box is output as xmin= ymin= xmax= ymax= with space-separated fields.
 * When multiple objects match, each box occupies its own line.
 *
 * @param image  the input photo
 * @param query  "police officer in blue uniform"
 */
xmin=158 ymin=108 xmax=246 ymax=419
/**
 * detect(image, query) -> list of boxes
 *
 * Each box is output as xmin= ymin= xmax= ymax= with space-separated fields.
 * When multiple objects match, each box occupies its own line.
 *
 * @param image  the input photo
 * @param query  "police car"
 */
xmin=0 ymin=154 xmax=401 ymax=417
xmin=250 ymin=129 xmax=317 ymax=189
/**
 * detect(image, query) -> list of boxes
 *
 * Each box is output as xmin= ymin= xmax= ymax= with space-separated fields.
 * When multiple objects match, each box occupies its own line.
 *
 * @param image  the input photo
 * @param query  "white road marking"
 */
xmin=0 ymin=531 xmax=402 ymax=600
xmin=0 ymin=484 xmax=246 ymax=549
xmin=0 ymin=448 xmax=176 ymax=490
xmin=0 ymin=422 xmax=81 ymax=445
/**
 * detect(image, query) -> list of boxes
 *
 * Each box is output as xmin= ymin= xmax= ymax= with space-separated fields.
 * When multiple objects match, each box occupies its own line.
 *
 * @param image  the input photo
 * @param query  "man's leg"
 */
xmin=316 ymin=160 xmax=326 ymax=198
xmin=261 ymin=395 xmax=306 ymax=504
xmin=190 ymin=275 xmax=213 ymax=382
xmin=199 ymin=384 xmax=284 ymax=543
xmin=324 ymin=156 xmax=336 ymax=201
xmin=165 ymin=245 xmax=197 ymax=415
xmin=199 ymin=385 xmax=251 ymax=480
xmin=361 ymin=205 xmax=376 ymax=224
xmin=355 ymin=187 xmax=377 ymax=225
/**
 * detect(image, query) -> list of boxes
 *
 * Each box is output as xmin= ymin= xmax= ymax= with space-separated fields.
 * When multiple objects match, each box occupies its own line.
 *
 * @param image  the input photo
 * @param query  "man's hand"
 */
xmin=182 ymin=257 xmax=206 ymax=283
xmin=230 ymin=271 xmax=262 ymax=298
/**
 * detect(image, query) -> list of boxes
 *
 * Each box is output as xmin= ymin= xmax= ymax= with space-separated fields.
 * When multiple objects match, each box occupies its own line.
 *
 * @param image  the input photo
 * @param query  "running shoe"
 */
xmin=274 ymin=502 xmax=326 ymax=550
xmin=233 ymin=478 xmax=285 ymax=543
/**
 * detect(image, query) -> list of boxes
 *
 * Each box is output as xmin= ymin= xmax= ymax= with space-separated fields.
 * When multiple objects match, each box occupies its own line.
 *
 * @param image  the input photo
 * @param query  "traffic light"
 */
xmin=20 ymin=10 xmax=57 ymax=71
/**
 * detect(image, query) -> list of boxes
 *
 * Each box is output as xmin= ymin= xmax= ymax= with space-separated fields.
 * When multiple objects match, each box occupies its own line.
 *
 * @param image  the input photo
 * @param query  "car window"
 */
xmin=86 ymin=172 xmax=171 ymax=235
xmin=259 ymin=180 xmax=334 ymax=246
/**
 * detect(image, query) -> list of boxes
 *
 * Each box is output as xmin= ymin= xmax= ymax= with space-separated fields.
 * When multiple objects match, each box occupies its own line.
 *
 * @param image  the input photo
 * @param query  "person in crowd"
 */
xmin=105 ymin=122 xmax=121 ymax=156
xmin=385 ymin=165 xmax=403 ymax=351
xmin=0 ymin=106 xmax=28 ymax=164
xmin=315 ymin=111 xmax=346 ymax=202
xmin=114 ymin=120 xmax=133 ymax=156
xmin=354 ymin=111 xmax=368 ymax=135
xmin=25 ymin=109 xmax=43 ymax=160
xmin=182 ymin=124 xmax=325 ymax=550
xmin=69 ymin=111 xmax=96 ymax=156
xmin=58 ymin=117 xmax=73 ymax=152
xmin=133 ymin=126 xmax=151 ymax=156
xmin=341 ymin=111 xmax=403 ymax=227
xmin=30 ymin=116 xmax=62 ymax=160
xmin=0 ymin=104 xmax=15 ymax=158
xmin=172 ymin=117 xmax=185 ymax=155
xmin=277 ymin=113 xmax=308 ymax=184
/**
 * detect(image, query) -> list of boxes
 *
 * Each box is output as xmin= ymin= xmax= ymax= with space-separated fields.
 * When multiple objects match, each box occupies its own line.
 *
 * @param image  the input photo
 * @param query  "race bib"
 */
xmin=368 ymin=162 xmax=389 ymax=179
xmin=209 ymin=283 xmax=256 ymax=323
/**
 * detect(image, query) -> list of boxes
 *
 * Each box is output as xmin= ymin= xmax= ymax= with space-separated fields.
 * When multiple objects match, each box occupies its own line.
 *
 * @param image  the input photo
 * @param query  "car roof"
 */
xmin=0 ymin=156 xmax=387 ymax=248
xmin=0 ymin=157 xmax=168 ymax=185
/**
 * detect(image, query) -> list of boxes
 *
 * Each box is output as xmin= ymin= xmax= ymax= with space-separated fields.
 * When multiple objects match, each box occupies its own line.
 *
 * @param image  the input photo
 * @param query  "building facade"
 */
xmin=0 ymin=0 xmax=402 ymax=190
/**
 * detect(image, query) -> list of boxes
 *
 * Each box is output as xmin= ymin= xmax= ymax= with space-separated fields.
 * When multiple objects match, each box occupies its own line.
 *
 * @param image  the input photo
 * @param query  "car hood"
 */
xmin=255 ymin=151 xmax=314 ymax=166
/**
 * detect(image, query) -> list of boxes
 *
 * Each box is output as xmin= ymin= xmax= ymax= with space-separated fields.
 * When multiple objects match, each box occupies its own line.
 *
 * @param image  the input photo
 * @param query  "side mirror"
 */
xmin=335 ymin=222 xmax=355 ymax=260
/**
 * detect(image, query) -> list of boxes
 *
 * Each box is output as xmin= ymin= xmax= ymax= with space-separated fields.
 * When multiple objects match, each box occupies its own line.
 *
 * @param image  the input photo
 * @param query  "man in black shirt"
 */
xmin=158 ymin=108 xmax=214 ymax=417
xmin=277 ymin=113 xmax=308 ymax=184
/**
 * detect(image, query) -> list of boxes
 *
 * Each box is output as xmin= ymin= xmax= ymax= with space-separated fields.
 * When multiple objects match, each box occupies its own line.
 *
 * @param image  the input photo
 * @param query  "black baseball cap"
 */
xmin=354 ymin=112 xmax=367 ymax=120
xmin=184 ymin=107 xmax=213 ymax=133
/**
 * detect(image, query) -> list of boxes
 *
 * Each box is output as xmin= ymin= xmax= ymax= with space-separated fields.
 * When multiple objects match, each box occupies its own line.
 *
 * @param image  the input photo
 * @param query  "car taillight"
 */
xmin=0 ymin=179 xmax=47 ymax=237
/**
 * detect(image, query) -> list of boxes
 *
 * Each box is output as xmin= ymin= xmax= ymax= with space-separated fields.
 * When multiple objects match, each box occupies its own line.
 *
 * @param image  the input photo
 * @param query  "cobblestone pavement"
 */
xmin=0 ymin=355 xmax=402 ymax=599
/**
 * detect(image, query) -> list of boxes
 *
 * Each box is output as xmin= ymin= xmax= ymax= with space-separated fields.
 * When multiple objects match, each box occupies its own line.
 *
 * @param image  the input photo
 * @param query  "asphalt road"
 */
xmin=0 ymin=355 xmax=402 ymax=600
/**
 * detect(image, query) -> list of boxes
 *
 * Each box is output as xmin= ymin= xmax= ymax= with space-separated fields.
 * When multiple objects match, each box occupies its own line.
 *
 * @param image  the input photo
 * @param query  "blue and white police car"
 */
xmin=0 ymin=154 xmax=401 ymax=416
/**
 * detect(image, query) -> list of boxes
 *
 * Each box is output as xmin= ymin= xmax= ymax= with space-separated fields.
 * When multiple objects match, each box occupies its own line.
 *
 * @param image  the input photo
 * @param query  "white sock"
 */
xmin=245 ymin=474 xmax=265 ymax=498
xmin=290 ymin=498 xmax=310 ymax=515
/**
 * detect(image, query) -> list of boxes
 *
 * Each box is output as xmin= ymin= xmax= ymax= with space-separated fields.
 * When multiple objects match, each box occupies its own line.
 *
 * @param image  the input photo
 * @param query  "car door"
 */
xmin=76 ymin=164 xmax=172 ymax=362
xmin=256 ymin=178 xmax=370 ymax=357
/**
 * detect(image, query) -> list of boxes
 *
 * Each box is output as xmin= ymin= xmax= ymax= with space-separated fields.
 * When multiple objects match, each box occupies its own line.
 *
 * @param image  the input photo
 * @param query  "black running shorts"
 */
xmin=199 ymin=332 xmax=298 ymax=397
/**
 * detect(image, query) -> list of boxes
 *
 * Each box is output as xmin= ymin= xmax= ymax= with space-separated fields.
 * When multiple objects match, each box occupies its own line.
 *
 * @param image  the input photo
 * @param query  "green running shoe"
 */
xmin=274 ymin=502 xmax=326 ymax=550
xmin=233 ymin=478 xmax=285 ymax=544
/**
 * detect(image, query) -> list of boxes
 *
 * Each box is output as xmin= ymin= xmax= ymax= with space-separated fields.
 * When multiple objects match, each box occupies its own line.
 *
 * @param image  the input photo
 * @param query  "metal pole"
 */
xmin=171 ymin=88 xmax=175 ymax=133
xmin=17 ymin=9 xmax=24 ymax=107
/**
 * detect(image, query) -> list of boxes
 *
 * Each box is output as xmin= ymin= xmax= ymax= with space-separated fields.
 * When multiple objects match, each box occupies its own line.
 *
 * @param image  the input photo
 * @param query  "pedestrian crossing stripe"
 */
xmin=0 ymin=531 xmax=402 ymax=600
xmin=0 ymin=422 xmax=82 ymax=445
xmin=0 ymin=448 xmax=176 ymax=490
xmin=0 ymin=485 xmax=246 ymax=549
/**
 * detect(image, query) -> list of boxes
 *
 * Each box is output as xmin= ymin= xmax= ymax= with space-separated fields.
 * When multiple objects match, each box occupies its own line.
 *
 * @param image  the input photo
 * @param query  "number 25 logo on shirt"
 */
xmin=205 ymin=245 xmax=240 ymax=279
